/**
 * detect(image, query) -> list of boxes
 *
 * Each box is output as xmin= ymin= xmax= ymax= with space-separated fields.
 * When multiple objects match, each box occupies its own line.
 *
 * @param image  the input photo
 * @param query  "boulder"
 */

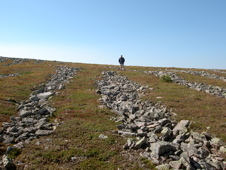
xmin=172 ymin=120 xmax=190 ymax=135
xmin=150 ymin=141 xmax=177 ymax=159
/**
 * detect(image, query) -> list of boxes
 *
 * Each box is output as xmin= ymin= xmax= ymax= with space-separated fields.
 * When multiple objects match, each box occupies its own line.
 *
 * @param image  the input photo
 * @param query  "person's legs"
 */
xmin=120 ymin=64 xmax=124 ymax=70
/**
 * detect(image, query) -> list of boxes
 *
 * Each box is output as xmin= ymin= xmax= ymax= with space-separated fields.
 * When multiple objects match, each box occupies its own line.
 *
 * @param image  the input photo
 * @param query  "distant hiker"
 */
xmin=118 ymin=55 xmax=125 ymax=71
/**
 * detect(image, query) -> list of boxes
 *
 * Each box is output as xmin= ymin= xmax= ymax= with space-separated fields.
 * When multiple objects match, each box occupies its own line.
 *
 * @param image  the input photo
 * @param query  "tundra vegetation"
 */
xmin=0 ymin=57 xmax=225 ymax=169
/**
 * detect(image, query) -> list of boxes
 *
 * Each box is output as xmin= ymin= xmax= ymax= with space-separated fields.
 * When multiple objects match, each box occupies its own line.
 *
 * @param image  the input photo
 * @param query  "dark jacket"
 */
xmin=119 ymin=57 xmax=125 ymax=64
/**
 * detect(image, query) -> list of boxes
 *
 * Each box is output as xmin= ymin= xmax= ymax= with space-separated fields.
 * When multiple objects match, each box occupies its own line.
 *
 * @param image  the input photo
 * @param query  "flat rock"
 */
xmin=37 ymin=92 xmax=54 ymax=100
xmin=35 ymin=129 xmax=53 ymax=136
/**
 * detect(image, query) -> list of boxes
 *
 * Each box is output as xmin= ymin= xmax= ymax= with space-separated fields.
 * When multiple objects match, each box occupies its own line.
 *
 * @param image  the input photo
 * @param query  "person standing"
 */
xmin=118 ymin=55 xmax=125 ymax=71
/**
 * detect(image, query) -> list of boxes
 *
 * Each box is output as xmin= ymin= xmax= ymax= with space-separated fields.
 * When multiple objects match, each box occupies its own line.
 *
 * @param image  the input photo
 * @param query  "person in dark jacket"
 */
xmin=118 ymin=55 xmax=125 ymax=71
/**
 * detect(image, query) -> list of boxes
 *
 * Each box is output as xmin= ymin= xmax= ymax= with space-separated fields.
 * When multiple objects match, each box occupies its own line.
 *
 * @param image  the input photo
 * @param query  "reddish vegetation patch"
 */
xmin=0 ymin=114 xmax=10 ymax=126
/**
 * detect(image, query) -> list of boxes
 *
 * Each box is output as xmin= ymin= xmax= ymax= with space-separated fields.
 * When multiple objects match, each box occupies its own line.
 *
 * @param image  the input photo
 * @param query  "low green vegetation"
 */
xmin=160 ymin=75 xmax=173 ymax=82
xmin=7 ymin=148 xmax=22 ymax=159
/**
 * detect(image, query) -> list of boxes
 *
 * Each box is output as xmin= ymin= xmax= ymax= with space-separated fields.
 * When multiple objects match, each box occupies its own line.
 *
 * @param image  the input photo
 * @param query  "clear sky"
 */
xmin=1 ymin=0 xmax=226 ymax=69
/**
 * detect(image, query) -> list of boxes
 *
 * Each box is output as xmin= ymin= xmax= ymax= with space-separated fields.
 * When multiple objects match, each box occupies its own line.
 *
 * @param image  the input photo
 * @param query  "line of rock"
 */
xmin=2 ymin=58 xmax=29 ymax=66
xmin=0 ymin=57 xmax=7 ymax=63
xmin=0 ymin=73 xmax=21 ymax=78
xmin=96 ymin=71 xmax=226 ymax=170
xmin=0 ymin=66 xmax=80 ymax=169
xmin=168 ymin=69 xmax=226 ymax=82
xmin=145 ymin=70 xmax=226 ymax=99
xmin=0 ymin=56 xmax=45 ymax=65
xmin=212 ymin=69 xmax=226 ymax=75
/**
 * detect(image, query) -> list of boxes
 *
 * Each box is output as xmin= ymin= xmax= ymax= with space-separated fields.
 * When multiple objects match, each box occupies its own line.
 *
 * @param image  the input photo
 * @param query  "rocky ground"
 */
xmin=0 ymin=64 xmax=80 ymax=169
xmin=96 ymin=71 xmax=226 ymax=170
xmin=0 ymin=57 xmax=225 ymax=169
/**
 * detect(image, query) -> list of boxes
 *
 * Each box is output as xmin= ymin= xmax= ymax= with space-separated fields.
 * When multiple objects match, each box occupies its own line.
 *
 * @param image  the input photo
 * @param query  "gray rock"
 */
xmin=19 ymin=110 xmax=32 ymax=117
xmin=198 ymin=147 xmax=209 ymax=159
xmin=23 ymin=127 xmax=37 ymax=133
xmin=161 ymin=127 xmax=172 ymax=141
xmin=123 ymin=138 xmax=135 ymax=149
xmin=158 ymin=118 xmax=171 ymax=127
xmin=219 ymin=146 xmax=226 ymax=153
xmin=37 ymin=92 xmax=54 ymax=100
xmin=206 ymin=159 xmax=223 ymax=170
xmin=148 ymin=133 xmax=158 ymax=143
xmin=118 ymin=131 xmax=136 ymax=137
xmin=169 ymin=160 xmax=182 ymax=169
xmin=37 ymin=108 xmax=50 ymax=115
xmin=173 ymin=120 xmax=190 ymax=135
xmin=34 ymin=120 xmax=47 ymax=129
xmin=136 ymin=129 xmax=147 ymax=137
xmin=29 ymin=95 xmax=39 ymax=101
xmin=132 ymin=137 xmax=147 ymax=149
xmin=2 ymin=154 xmax=16 ymax=169
xmin=210 ymin=137 xmax=225 ymax=148
xmin=116 ymin=124 xmax=125 ymax=130
xmin=179 ymin=152 xmax=192 ymax=169
xmin=22 ymin=117 xmax=37 ymax=124
xmin=99 ymin=134 xmax=108 ymax=139
xmin=3 ymin=136 xmax=14 ymax=144
xmin=155 ymin=164 xmax=171 ymax=170
xmin=150 ymin=141 xmax=177 ymax=159
xmin=6 ymin=127 xmax=19 ymax=133
xmin=13 ymin=141 xmax=25 ymax=149
xmin=35 ymin=129 xmax=53 ymax=136
xmin=180 ymin=142 xmax=198 ymax=157
xmin=154 ymin=125 xmax=163 ymax=133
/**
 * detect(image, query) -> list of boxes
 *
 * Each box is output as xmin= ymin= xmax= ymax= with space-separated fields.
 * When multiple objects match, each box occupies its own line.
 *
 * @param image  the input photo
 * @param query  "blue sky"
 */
xmin=1 ymin=0 xmax=226 ymax=69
